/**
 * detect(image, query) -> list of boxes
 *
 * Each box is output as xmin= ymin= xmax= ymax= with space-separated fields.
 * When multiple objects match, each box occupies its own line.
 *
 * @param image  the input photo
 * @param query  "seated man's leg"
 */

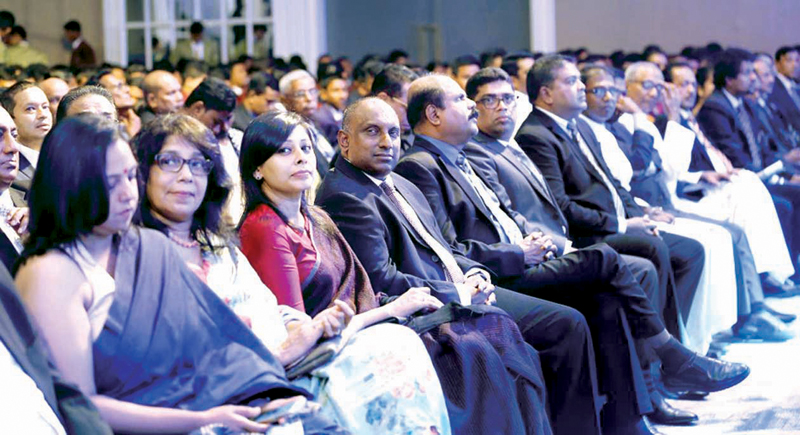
xmin=494 ymin=287 xmax=602 ymax=435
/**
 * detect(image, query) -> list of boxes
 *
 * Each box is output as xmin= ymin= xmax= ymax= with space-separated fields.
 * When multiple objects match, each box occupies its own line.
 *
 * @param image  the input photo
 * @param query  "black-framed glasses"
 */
xmin=155 ymin=153 xmax=214 ymax=175
xmin=633 ymin=80 xmax=666 ymax=93
xmin=477 ymin=94 xmax=517 ymax=109
xmin=587 ymin=87 xmax=623 ymax=99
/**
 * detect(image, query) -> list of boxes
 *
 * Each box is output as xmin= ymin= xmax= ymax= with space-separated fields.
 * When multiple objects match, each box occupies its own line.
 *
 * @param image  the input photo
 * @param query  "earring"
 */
xmin=254 ymin=172 xmax=263 ymax=180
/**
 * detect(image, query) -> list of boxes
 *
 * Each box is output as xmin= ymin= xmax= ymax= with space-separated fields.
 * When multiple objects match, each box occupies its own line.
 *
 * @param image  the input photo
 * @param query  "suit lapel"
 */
xmin=393 ymin=177 xmax=453 ymax=249
xmin=416 ymin=138 xmax=496 ymax=223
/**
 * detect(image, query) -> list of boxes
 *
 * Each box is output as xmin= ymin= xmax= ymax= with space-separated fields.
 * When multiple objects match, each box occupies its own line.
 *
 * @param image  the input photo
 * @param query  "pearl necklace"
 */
xmin=167 ymin=231 xmax=199 ymax=248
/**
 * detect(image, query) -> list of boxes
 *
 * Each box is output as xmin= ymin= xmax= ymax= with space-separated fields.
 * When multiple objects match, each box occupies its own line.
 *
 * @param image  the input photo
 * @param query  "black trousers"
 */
xmin=601 ymin=232 xmax=705 ymax=337
xmin=494 ymin=287 xmax=602 ymax=435
xmin=498 ymin=243 xmax=665 ymax=433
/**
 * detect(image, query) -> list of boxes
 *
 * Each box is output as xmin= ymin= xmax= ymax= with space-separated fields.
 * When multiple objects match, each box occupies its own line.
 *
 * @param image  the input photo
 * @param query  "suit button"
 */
xmin=431 ymin=255 xmax=440 ymax=263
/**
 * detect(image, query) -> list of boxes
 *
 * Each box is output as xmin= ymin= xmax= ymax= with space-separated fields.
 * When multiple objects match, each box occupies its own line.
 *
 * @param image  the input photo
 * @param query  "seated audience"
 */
xmin=239 ymin=110 xmax=553 ymax=435
xmin=134 ymin=113 xmax=453 ymax=434
xmin=767 ymin=46 xmax=800 ymax=136
xmin=16 ymin=114 xmax=344 ymax=434
xmin=3 ymin=25 xmax=48 ymax=67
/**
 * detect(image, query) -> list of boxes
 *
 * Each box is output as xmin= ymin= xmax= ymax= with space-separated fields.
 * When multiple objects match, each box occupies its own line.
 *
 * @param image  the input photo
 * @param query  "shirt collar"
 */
xmin=722 ymin=88 xmax=742 ymax=110
xmin=417 ymin=134 xmax=463 ymax=166
xmin=71 ymin=37 xmax=83 ymax=50
xmin=535 ymin=106 xmax=573 ymax=135
xmin=363 ymin=170 xmax=390 ymax=188
xmin=776 ymin=72 xmax=795 ymax=90
xmin=18 ymin=145 xmax=39 ymax=169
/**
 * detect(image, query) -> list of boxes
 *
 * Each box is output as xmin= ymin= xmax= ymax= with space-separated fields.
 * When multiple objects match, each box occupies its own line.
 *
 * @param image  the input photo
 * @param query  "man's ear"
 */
xmin=188 ymin=100 xmax=206 ymax=117
xmin=376 ymin=91 xmax=391 ymax=102
xmin=337 ymin=130 xmax=349 ymax=157
xmin=424 ymin=104 xmax=440 ymax=126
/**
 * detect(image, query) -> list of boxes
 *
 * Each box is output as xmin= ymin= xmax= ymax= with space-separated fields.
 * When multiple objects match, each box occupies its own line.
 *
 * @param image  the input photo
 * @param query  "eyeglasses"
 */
xmin=289 ymin=88 xmax=319 ymax=100
xmin=477 ymin=94 xmax=517 ymax=109
xmin=391 ymin=96 xmax=408 ymax=109
xmin=155 ymin=153 xmax=214 ymax=175
xmin=587 ymin=87 xmax=623 ymax=99
xmin=633 ymin=80 xmax=666 ymax=93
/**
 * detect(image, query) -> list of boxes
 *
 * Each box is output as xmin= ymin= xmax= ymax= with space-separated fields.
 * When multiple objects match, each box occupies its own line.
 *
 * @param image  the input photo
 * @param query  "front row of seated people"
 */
xmin=0 ymin=69 xmax=754 ymax=435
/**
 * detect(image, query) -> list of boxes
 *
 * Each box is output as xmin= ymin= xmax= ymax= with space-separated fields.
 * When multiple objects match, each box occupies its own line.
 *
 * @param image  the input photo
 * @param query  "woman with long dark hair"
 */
xmin=15 ymin=114 xmax=343 ymax=435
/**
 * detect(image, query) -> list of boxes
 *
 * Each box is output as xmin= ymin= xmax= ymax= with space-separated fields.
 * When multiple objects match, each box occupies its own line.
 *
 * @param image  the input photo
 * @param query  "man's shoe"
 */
xmin=662 ymin=355 xmax=750 ymax=393
xmin=735 ymin=311 xmax=795 ymax=342
xmin=753 ymin=302 xmax=797 ymax=323
xmin=762 ymin=275 xmax=800 ymax=298
xmin=647 ymin=392 xmax=698 ymax=425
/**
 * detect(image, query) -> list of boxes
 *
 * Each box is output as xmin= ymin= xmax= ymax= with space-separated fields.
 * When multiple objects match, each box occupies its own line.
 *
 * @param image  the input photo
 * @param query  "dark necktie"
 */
xmin=379 ymin=181 xmax=467 ymax=288
xmin=736 ymin=104 xmax=762 ymax=169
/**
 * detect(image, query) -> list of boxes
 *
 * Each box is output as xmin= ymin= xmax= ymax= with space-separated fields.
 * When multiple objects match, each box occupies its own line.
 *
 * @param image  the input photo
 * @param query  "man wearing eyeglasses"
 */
xmin=279 ymin=69 xmax=337 ymax=179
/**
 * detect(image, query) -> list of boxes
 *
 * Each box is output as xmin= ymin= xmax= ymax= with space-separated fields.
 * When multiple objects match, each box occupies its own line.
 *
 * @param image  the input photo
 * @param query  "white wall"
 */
xmin=4 ymin=0 xmax=105 ymax=65
xmin=555 ymin=0 xmax=800 ymax=55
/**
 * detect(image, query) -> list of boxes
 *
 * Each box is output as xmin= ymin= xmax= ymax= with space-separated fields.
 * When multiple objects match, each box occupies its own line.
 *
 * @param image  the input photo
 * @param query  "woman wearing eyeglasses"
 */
xmin=134 ymin=113 xmax=452 ymax=435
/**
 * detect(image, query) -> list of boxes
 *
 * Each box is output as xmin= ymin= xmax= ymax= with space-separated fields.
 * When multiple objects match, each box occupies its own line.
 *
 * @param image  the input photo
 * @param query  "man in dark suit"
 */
xmin=697 ymin=48 xmax=800 ymax=279
xmin=371 ymin=64 xmax=419 ymax=156
xmin=767 ymin=46 xmax=800 ymax=137
xmin=310 ymin=74 xmax=349 ymax=146
xmin=392 ymin=75 xmax=749 ymax=435
xmin=63 ymin=21 xmax=96 ymax=69
xmin=515 ymin=56 xmax=705 ymax=339
xmin=0 ymin=261 xmax=112 ymax=434
xmin=751 ymin=54 xmax=800 ymax=169
xmin=0 ymin=107 xmax=27 ymax=270
xmin=317 ymin=97 xmax=601 ymax=435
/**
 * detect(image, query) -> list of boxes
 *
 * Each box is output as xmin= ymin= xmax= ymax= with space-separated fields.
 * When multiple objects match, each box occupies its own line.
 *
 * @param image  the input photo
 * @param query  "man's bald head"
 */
xmin=143 ymin=70 xmax=184 ymax=114
xmin=338 ymin=97 xmax=402 ymax=179
xmin=407 ymin=74 xmax=478 ymax=145
xmin=38 ymin=77 xmax=70 ymax=119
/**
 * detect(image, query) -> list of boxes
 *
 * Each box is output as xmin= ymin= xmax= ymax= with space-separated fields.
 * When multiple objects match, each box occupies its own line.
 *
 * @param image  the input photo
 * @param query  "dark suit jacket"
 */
xmin=70 ymin=41 xmax=96 ymax=69
xmin=767 ymin=76 xmax=800 ymax=136
xmin=316 ymin=158 xmax=483 ymax=303
xmin=748 ymin=100 xmax=796 ymax=168
xmin=232 ymin=104 xmax=255 ymax=132
xmin=310 ymin=103 xmax=342 ymax=148
xmin=393 ymin=136 xmax=527 ymax=278
xmin=516 ymin=108 xmax=644 ymax=243
xmin=697 ymin=90 xmax=762 ymax=171
xmin=0 ymin=264 xmax=112 ymax=434
xmin=465 ymin=132 xmax=570 ymax=254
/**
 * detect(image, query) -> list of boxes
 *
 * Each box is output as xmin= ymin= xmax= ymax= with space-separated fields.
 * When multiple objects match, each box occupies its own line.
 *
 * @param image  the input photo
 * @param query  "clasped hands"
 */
xmin=518 ymin=231 xmax=558 ymax=266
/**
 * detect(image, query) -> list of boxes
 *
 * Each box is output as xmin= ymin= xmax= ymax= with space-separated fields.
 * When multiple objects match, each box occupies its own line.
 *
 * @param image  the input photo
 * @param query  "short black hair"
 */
xmin=465 ymin=67 xmax=513 ymax=100
xmin=86 ymin=69 xmax=115 ymax=87
xmin=407 ymin=79 xmax=446 ymax=129
xmin=26 ymin=64 xmax=50 ymax=82
xmin=479 ymin=48 xmax=506 ymax=67
xmin=56 ymin=85 xmax=115 ymax=123
xmin=185 ymin=78 xmax=237 ymax=113
xmin=663 ymin=62 xmax=693 ymax=83
xmin=63 ymin=20 xmax=81 ymax=33
xmin=775 ymin=46 xmax=798 ymax=62
xmin=190 ymin=21 xmax=204 ymax=35
xmin=713 ymin=48 xmax=754 ymax=89
xmin=501 ymin=50 xmax=535 ymax=78
xmin=579 ymin=65 xmax=612 ymax=87
xmin=528 ymin=54 xmax=573 ymax=101
xmin=452 ymin=55 xmax=480 ymax=73
xmin=247 ymin=72 xmax=278 ymax=95
xmin=0 ymin=81 xmax=38 ymax=116
xmin=0 ymin=11 xmax=15 ymax=29
xmin=353 ymin=59 xmax=385 ymax=82
xmin=371 ymin=64 xmax=419 ymax=97
xmin=387 ymin=49 xmax=409 ymax=63
xmin=10 ymin=25 xmax=25 ymax=39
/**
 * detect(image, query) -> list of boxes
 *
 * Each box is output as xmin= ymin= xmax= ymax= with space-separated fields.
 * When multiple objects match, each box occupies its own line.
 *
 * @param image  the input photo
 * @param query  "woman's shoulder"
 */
xmin=241 ymin=205 xmax=290 ymax=237
xmin=16 ymin=248 xmax=87 ymax=300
